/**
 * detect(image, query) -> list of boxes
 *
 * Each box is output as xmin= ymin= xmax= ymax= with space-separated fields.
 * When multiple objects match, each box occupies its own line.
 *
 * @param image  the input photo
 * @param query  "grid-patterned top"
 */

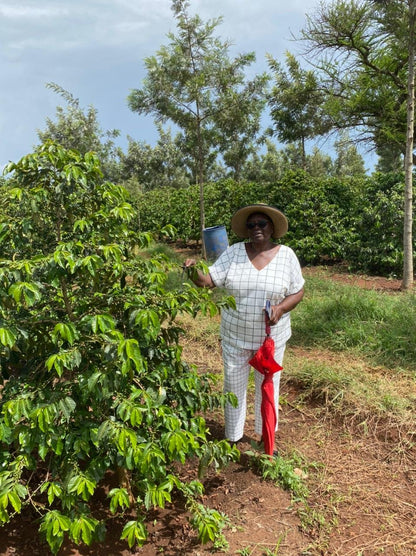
xmin=209 ymin=243 xmax=305 ymax=350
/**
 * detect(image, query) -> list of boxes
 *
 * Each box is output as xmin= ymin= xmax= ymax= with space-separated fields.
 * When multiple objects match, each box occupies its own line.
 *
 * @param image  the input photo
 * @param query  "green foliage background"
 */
xmin=135 ymin=170 xmax=406 ymax=276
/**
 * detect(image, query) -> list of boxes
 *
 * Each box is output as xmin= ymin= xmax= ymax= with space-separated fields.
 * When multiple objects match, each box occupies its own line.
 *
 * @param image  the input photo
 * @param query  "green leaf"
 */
xmin=101 ymin=244 xmax=123 ymax=262
xmin=67 ymin=474 xmax=96 ymax=501
xmin=120 ymin=519 xmax=147 ymax=548
xmin=8 ymin=187 xmax=23 ymax=200
xmin=80 ymin=255 xmax=103 ymax=276
xmin=90 ymin=314 xmax=116 ymax=334
xmin=40 ymin=510 xmax=71 ymax=554
xmin=87 ymin=370 xmax=103 ymax=391
xmin=53 ymin=247 xmax=76 ymax=271
xmin=0 ymin=423 xmax=12 ymax=443
xmin=119 ymin=338 xmax=143 ymax=372
xmin=143 ymin=480 xmax=172 ymax=510
xmin=30 ymin=404 xmax=56 ymax=433
xmin=133 ymin=309 xmax=160 ymax=339
xmin=46 ymin=349 xmax=82 ymax=376
xmin=41 ymin=482 xmax=63 ymax=505
xmin=116 ymin=400 xmax=145 ymax=427
xmin=116 ymin=427 xmax=137 ymax=455
xmin=46 ymin=354 xmax=63 ymax=375
xmin=167 ymin=430 xmax=187 ymax=459
xmin=0 ymin=223 xmax=10 ymax=244
xmin=52 ymin=323 xmax=78 ymax=345
xmin=3 ymin=396 xmax=32 ymax=426
xmin=58 ymin=397 xmax=76 ymax=421
xmin=0 ymin=328 xmax=16 ymax=348
xmin=110 ymin=202 xmax=135 ymax=222
xmin=190 ymin=504 xmax=228 ymax=545
xmin=8 ymin=282 xmax=41 ymax=307
xmin=129 ymin=406 xmax=143 ymax=427
xmin=96 ymin=420 xmax=117 ymax=444
xmin=0 ymin=473 xmax=27 ymax=515
xmin=108 ymin=488 xmax=130 ymax=514
xmin=73 ymin=219 xmax=91 ymax=232
xmin=38 ymin=440 xmax=49 ymax=460
xmin=70 ymin=515 xmax=99 ymax=545
xmin=13 ymin=483 xmax=28 ymax=500
xmin=8 ymin=491 xmax=22 ymax=513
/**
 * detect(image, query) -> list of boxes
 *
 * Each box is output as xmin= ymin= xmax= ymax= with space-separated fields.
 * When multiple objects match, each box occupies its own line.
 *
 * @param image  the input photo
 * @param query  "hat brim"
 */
xmin=231 ymin=204 xmax=288 ymax=239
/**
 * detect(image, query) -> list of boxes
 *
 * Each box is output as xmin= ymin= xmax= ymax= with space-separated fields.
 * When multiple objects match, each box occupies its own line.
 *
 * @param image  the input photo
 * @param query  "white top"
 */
xmin=209 ymin=243 xmax=305 ymax=350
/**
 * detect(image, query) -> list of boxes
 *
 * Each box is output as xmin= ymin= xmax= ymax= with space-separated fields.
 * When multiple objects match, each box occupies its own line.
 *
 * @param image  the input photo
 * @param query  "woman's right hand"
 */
xmin=184 ymin=258 xmax=196 ymax=268
xmin=182 ymin=258 xmax=215 ymax=288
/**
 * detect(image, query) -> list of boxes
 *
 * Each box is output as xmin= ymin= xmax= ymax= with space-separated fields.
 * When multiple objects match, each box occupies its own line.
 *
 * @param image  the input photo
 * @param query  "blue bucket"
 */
xmin=203 ymin=225 xmax=229 ymax=260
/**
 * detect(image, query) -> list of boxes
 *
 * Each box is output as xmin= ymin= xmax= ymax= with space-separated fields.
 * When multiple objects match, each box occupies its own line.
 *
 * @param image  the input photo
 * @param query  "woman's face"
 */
xmin=246 ymin=212 xmax=274 ymax=243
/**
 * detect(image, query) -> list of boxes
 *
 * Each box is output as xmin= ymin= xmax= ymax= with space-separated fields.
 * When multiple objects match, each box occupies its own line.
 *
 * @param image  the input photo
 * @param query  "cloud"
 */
xmin=1 ymin=0 xmax=172 ymax=55
xmin=0 ymin=4 xmax=69 ymax=18
xmin=1 ymin=0 xmax=317 ymax=56
xmin=1 ymin=0 xmax=332 ymax=169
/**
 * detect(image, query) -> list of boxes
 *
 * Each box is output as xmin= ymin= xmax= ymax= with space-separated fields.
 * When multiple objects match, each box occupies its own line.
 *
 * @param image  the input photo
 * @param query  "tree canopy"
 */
xmin=298 ymin=0 xmax=414 ymax=288
xmin=267 ymin=52 xmax=332 ymax=169
xmin=38 ymin=83 xmax=121 ymax=181
xmin=299 ymin=0 xmax=410 ymax=164
xmin=127 ymin=0 xmax=268 ymax=239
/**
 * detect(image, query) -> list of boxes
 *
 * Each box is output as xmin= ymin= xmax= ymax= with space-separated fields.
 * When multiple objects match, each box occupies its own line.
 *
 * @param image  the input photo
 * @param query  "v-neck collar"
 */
xmin=244 ymin=243 xmax=281 ymax=271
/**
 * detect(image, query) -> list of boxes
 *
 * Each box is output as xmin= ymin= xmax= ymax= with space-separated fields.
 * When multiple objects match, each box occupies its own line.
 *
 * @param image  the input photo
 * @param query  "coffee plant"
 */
xmin=135 ymin=171 xmax=406 ymax=276
xmin=0 ymin=142 xmax=237 ymax=554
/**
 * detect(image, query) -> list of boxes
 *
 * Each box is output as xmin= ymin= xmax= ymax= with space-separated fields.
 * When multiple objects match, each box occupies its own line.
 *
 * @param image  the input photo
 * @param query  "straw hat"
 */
xmin=231 ymin=203 xmax=288 ymax=239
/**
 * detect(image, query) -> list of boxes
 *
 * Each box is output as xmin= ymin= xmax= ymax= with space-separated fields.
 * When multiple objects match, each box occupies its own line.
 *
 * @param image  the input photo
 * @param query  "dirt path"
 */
xmin=167 ymin=356 xmax=416 ymax=555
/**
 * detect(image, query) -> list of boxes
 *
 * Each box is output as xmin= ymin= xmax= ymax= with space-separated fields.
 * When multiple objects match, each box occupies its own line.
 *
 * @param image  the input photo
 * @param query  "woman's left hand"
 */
xmin=267 ymin=304 xmax=285 ymax=325
xmin=266 ymin=288 xmax=305 ymax=326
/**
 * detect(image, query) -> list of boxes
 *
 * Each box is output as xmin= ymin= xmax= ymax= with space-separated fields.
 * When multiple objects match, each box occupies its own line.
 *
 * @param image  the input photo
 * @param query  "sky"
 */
xmin=0 ymin=0 xmax=376 ymax=171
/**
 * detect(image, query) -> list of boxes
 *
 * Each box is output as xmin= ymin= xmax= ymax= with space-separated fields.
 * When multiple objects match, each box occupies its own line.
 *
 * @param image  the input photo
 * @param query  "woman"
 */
xmin=185 ymin=204 xmax=304 ymax=453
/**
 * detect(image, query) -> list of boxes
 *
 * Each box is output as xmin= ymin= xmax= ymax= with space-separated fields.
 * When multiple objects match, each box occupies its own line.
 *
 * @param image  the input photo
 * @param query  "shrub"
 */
xmin=134 ymin=171 xmax=407 ymax=276
xmin=345 ymin=172 xmax=405 ymax=275
xmin=0 ymin=142 xmax=237 ymax=553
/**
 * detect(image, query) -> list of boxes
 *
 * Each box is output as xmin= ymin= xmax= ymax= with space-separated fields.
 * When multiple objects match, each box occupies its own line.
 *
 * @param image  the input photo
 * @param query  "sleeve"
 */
xmin=208 ymin=243 xmax=238 ymax=287
xmin=287 ymin=248 xmax=305 ymax=295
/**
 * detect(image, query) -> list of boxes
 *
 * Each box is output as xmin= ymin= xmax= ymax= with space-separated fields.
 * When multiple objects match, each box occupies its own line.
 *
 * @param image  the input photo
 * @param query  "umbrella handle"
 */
xmin=265 ymin=300 xmax=271 ymax=317
xmin=265 ymin=300 xmax=271 ymax=335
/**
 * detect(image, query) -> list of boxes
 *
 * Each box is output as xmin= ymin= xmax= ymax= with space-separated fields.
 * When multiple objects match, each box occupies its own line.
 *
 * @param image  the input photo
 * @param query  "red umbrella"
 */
xmin=249 ymin=301 xmax=282 ymax=456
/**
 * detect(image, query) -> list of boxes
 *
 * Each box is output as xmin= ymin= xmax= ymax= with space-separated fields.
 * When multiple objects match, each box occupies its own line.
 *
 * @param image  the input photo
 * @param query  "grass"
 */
xmin=292 ymin=273 xmax=416 ymax=371
xmin=283 ymin=352 xmax=416 ymax=427
xmin=236 ymin=538 xmax=286 ymax=555
xmin=286 ymin=273 xmax=416 ymax=432
xmin=247 ymin=449 xmax=310 ymax=499
xmin=139 ymin=241 xmax=184 ymax=264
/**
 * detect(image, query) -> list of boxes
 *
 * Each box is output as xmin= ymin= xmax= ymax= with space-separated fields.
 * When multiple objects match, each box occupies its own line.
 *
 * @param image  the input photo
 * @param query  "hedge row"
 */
xmin=135 ymin=170 xmax=406 ymax=276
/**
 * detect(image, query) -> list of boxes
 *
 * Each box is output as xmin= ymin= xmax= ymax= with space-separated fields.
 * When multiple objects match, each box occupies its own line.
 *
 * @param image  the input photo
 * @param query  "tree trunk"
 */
xmin=196 ymin=113 xmax=206 ymax=259
xmin=116 ymin=466 xmax=134 ymax=504
xmin=199 ymin=176 xmax=206 ymax=258
xmin=402 ymin=0 xmax=416 ymax=290
xmin=301 ymin=137 xmax=306 ymax=171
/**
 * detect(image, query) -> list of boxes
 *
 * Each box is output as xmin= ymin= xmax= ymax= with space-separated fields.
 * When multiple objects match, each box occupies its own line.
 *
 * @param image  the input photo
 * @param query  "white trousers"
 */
xmin=221 ymin=341 xmax=285 ymax=442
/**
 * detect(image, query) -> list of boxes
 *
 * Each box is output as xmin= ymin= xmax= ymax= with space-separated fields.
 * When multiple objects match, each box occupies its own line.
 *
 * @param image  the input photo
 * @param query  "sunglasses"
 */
xmin=246 ymin=219 xmax=270 ymax=230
